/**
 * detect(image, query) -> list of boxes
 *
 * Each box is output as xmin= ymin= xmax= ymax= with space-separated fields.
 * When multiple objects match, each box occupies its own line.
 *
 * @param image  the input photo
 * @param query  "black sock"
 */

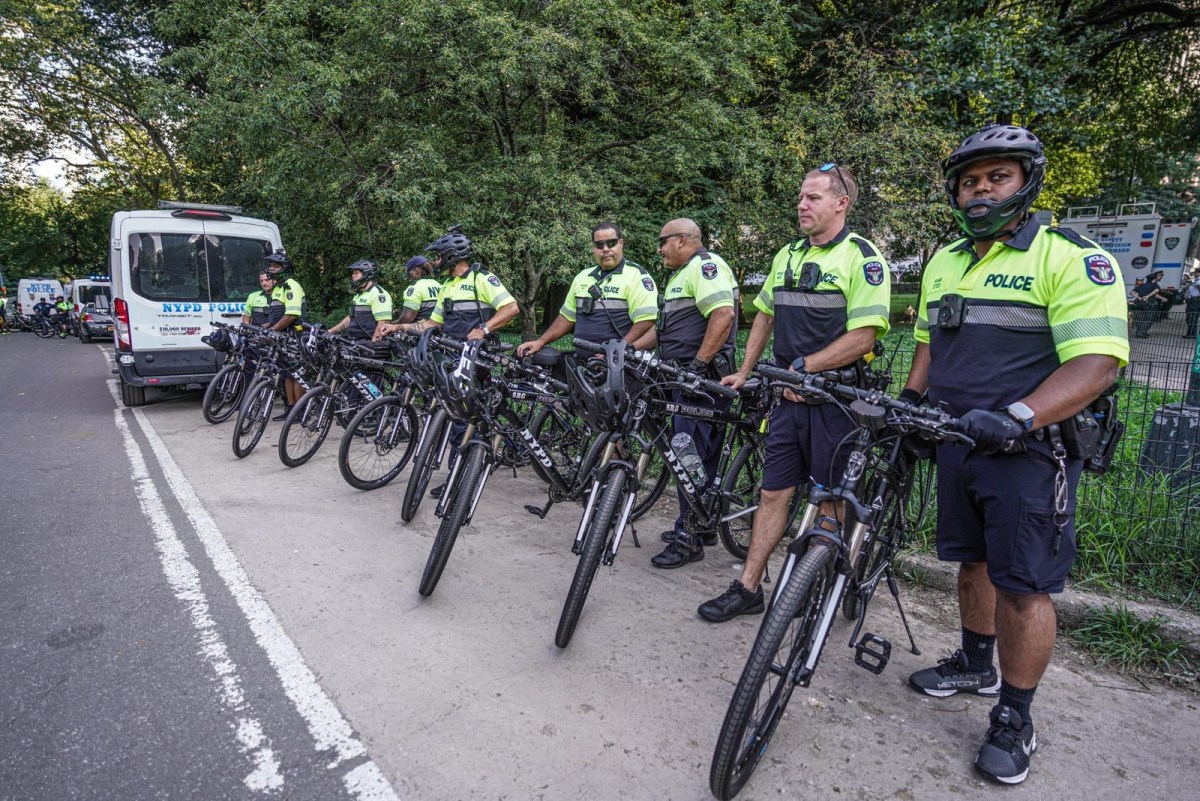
xmin=1000 ymin=680 xmax=1037 ymax=725
xmin=961 ymin=627 xmax=996 ymax=673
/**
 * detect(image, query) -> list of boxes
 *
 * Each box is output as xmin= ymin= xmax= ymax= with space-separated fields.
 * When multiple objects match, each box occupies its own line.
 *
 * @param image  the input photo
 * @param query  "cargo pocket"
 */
xmin=1007 ymin=498 xmax=1077 ymax=593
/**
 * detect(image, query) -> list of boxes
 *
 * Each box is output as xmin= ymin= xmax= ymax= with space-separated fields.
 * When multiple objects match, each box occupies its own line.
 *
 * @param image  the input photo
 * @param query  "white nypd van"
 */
xmin=110 ymin=201 xmax=283 ymax=406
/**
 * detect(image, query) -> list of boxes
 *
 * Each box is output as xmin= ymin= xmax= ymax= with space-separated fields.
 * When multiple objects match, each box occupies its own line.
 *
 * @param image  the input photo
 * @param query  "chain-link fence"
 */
xmin=877 ymin=309 xmax=1200 ymax=606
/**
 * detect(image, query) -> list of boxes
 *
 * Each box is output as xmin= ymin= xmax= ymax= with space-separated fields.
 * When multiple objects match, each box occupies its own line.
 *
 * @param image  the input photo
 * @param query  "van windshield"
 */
xmin=128 ymin=233 xmax=272 ymax=302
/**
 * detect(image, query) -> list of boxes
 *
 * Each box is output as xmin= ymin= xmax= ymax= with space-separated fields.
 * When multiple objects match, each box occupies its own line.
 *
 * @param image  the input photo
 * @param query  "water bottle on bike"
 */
xmin=671 ymin=432 xmax=706 ymax=486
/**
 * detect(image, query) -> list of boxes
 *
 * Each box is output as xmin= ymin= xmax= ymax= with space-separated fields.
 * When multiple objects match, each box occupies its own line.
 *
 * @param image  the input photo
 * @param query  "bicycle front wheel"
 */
xmin=555 ymin=470 xmax=626 ymax=649
xmin=418 ymin=446 xmax=486 ymax=597
xmin=710 ymin=541 xmax=836 ymax=801
xmin=34 ymin=319 xmax=53 ymax=338
xmin=338 ymin=396 xmax=418 ymax=490
xmin=279 ymin=386 xmax=334 ymax=468
xmin=718 ymin=438 xmax=765 ymax=559
xmin=202 ymin=364 xmax=247 ymax=424
xmin=401 ymin=408 xmax=449 ymax=523
xmin=233 ymin=378 xmax=274 ymax=459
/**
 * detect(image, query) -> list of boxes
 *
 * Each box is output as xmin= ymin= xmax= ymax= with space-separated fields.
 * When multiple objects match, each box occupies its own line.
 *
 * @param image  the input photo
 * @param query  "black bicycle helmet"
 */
xmin=432 ymin=339 xmax=491 ymax=421
xmin=406 ymin=329 xmax=437 ymax=388
xmin=942 ymin=124 xmax=1046 ymax=240
xmin=264 ymin=248 xmax=293 ymax=280
xmin=425 ymin=225 xmax=472 ymax=272
xmin=201 ymin=327 xmax=234 ymax=353
xmin=565 ymin=340 xmax=628 ymax=432
xmin=347 ymin=259 xmax=378 ymax=291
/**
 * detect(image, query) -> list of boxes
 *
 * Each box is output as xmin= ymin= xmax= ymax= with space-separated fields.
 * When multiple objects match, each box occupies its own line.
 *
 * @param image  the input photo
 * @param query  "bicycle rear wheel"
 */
xmin=338 ymin=396 xmax=418 ymax=490
xmin=233 ymin=378 xmax=274 ymax=459
xmin=401 ymin=408 xmax=449 ymax=522
xmin=202 ymin=364 xmax=247 ymax=424
xmin=555 ymin=470 xmax=626 ymax=649
xmin=418 ymin=446 xmax=486 ymax=597
xmin=34 ymin=319 xmax=53 ymax=338
xmin=710 ymin=541 xmax=836 ymax=800
xmin=279 ymin=386 xmax=334 ymax=467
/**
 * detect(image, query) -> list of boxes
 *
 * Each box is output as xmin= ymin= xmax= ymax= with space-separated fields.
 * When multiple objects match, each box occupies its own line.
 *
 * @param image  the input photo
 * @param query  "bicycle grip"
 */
xmin=572 ymin=338 xmax=603 ymax=353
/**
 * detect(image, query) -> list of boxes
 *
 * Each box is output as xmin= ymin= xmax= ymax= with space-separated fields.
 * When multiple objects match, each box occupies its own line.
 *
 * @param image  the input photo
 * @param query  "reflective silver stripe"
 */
xmin=848 ymin=304 xmax=888 ymax=321
xmin=577 ymin=299 xmax=630 ymax=310
xmin=701 ymin=290 xmax=735 ymax=305
xmin=448 ymin=300 xmax=486 ymax=310
xmin=962 ymin=306 xmax=1049 ymax=329
xmin=1053 ymin=316 xmax=1128 ymax=344
xmin=773 ymin=293 xmax=847 ymax=309
xmin=491 ymin=292 xmax=514 ymax=305
xmin=915 ymin=317 xmax=930 ymax=331
xmin=663 ymin=298 xmax=697 ymax=313
xmin=631 ymin=305 xmax=658 ymax=319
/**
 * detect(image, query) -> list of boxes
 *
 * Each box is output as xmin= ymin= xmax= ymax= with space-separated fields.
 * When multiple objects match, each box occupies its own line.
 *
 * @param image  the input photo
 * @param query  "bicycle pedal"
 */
xmin=854 ymin=633 xmax=890 ymax=675
xmin=523 ymin=504 xmax=549 ymax=519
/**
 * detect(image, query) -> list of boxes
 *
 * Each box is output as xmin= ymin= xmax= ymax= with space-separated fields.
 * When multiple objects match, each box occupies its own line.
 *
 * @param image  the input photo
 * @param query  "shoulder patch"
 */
xmin=1084 ymin=254 xmax=1117 ymax=286
xmin=701 ymin=262 xmax=719 ymax=280
xmin=487 ymin=275 xmax=501 ymax=287
xmin=642 ymin=276 xmax=655 ymax=292
xmin=850 ymin=237 xmax=878 ymax=258
xmin=1049 ymin=227 xmax=1097 ymax=249
xmin=863 ymin=261 xmax=885 ymax=286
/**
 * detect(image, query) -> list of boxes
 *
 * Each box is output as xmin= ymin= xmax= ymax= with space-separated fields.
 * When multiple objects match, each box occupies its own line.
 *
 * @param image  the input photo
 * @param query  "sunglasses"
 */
xmin=819 ymin=162 xmax=850 ymax=198
xmin=592 ymin=238 xmax=620 ymax=250
xmin=658 ymin=232 xmax=685 ymax=247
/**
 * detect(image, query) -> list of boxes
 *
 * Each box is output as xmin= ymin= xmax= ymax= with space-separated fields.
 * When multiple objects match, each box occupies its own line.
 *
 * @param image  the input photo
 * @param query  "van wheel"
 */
xmin=120 ymin=380 xmax=146 ymax=407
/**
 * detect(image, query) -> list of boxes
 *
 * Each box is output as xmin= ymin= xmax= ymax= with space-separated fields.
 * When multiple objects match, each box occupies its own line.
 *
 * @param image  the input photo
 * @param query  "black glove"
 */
xmin=897 ymin=388 xmax=924 ymax=406
xmin=688 ymin=356 xmax=711 ymax=374
xmin=959 ymin=408 xmax=1025 ymax=455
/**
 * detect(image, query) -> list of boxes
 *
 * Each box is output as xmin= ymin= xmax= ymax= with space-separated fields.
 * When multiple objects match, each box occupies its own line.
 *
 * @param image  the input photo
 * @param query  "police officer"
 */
xmin=262 ymin=249 xmax=306 ymax=419
xmin=241 ymin=271 xmax=275 ymax=327
xmin=398 ymin=256 xmax=443 ymax=325
xmin=1183 ymin=270 xmax=1200 ymax=338
xmin=33 ymin=296 xmax=54 ymax=325
xmin=517 ymin=221 xmax=658 ymax=358
xmin=329 ymin=260 xmax=393 ymax=341
xmin=699 ymin=163 xmax=891 ymax=621
xmin=54 ymin=295 xmax=71 ymax=337
xmin=633 ymin=218 xmax=737 ymax=569
xmin=396 ymin=228 xmax=520 ymax=498
xmin=902 ymin=125 xmax=1128 ymax=785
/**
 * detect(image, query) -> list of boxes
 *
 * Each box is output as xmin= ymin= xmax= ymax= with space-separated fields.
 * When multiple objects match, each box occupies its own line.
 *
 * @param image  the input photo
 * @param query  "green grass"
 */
xmin=1069 ymin=603 xmax=1193 ymax=675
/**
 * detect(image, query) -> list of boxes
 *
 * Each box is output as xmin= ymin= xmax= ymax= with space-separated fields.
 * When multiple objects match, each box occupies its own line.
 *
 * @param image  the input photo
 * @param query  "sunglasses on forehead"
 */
xmin=819 ymin=162 xmax=850 ymax=197
xmin=592 ymin=238 xmax=620 ymax=250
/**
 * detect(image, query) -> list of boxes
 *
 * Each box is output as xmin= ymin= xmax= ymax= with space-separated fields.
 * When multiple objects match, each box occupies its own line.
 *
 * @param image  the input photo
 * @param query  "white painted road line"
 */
xmin=103 ymin=356 xmax=399 ymax=800
xmin=107 ymin=380 xmax=284 ymax=793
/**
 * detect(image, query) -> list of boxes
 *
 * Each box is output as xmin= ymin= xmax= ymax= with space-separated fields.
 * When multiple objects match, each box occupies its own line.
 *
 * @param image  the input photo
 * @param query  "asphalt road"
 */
xmin=2 ymin=333 xmax=1197 ymax=800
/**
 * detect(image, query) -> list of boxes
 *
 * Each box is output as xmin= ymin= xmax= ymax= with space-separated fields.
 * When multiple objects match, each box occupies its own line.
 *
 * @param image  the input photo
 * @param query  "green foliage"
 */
xmin=1070 ymin=603 xmax=1192 ymax=674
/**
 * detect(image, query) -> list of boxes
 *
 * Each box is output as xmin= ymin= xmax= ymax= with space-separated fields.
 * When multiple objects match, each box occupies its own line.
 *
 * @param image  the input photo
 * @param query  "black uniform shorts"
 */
xmin=933 ymin=441 xmax=1083 ymax=595
xmin=761 ymin=399 xmax=855 ymax=492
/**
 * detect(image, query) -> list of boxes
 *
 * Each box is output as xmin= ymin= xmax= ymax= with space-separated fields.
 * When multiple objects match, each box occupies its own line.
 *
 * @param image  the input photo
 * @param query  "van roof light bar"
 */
xmin=156 ymin=200 xmax=244 ymax=214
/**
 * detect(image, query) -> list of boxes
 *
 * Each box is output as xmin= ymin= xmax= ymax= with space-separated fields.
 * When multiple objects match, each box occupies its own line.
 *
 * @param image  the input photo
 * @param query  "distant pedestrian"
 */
xmin=1184 ymin=274 xmax=1200 ymax=338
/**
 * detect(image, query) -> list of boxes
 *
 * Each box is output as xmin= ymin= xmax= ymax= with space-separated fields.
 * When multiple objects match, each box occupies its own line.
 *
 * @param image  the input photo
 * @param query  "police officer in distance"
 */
xmin=54 ymin=295 xmax=71 ymax=337
xmin=517 ymin=221 xmax=658 ymax=358
xmin=241 ymin=271 xmax=275 ymax=327
xmin=631 ymin=218 xmax=737 ymax=569
xmin=699 ymin=162 xmax=891 ymax=622
xmin=263 ymin=249 xmax=307 ymax=419
xmin=329 ymin=260 xmax=393 ymax=341
xmin=902 ymin=124 xmax=1128 ymax=785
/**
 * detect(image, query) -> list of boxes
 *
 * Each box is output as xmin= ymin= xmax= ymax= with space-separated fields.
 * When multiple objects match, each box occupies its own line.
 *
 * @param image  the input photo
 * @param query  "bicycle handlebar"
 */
xmin=573 ymin=339 xmax=737 ymax=400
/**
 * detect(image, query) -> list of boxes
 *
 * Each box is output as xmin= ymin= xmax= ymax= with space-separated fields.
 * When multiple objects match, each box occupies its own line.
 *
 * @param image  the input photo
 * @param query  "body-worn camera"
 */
xmin=784 ymin=261 xmax=822 ymax=291
xmin=936 ymin=293 xmax=967 ymax=329
xmin=443 ymin=297 xmax=455 ymax=313
xmin=580 ymin=283 xmax=604 ymax=315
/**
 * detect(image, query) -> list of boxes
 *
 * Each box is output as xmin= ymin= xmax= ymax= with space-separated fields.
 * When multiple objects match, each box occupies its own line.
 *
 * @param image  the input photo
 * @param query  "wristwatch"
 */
xmin=481 ymin=323 xmax=490 ymax=335
xmin=1004 ymin=402 xmax=1036 ymax=431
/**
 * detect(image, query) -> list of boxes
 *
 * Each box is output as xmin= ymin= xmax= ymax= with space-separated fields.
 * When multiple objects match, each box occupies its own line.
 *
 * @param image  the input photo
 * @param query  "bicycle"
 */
xmin=554 ymin=340 xmax=758 ymax=648
xmin=32 ymin=315 xmax=55 ymax=339
xmin=232 ymin=328 xmax=314 ymax=459
xmin=201 ymin=322 xmax=256 ymax=424
xmin=278 ymin=329 xmax=406 ymax=468
xmin=708 ymin=366 xmax=965 ymax=800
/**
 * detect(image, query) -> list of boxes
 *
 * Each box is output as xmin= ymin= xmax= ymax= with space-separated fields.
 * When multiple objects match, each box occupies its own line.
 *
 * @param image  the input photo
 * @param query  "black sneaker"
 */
xmin=271 ymin=406 xmax=292 ymax=422
xmin=908 ymin=649 xmax=1000 ymax=698
xmin=650 ymin=537 xmax=704 ymax=569
xmin=660 ymin=529 xmax=719 ymax=547
xmin=429 ymin=483 xmax=445 ymax=499
xmin=975 ymin=704 xmax=1036 ymax=784
xmin=698 ymin=580 xmax=765 ymax=622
